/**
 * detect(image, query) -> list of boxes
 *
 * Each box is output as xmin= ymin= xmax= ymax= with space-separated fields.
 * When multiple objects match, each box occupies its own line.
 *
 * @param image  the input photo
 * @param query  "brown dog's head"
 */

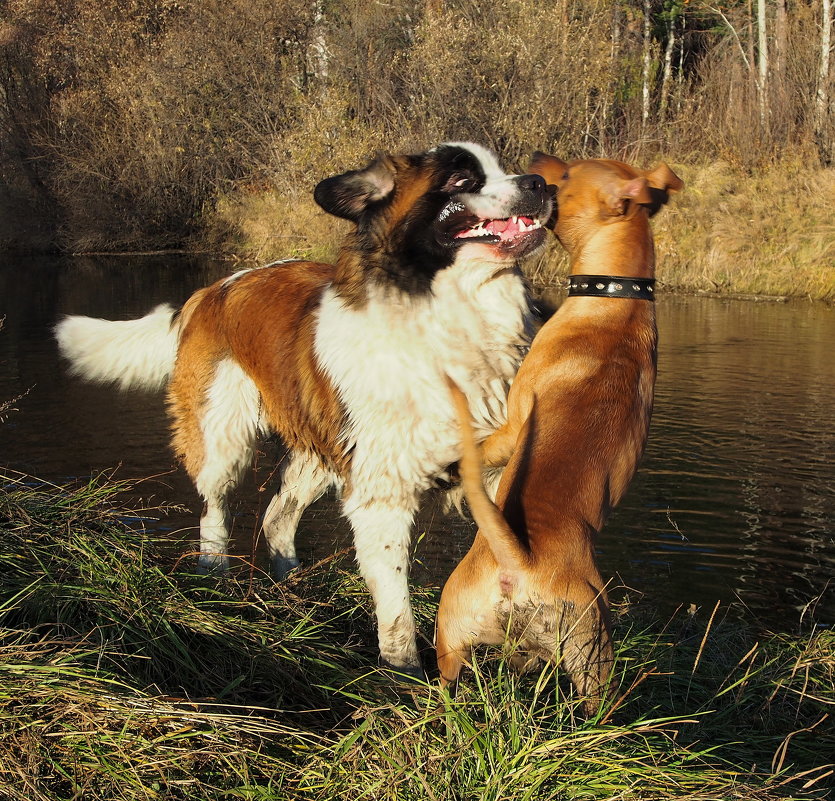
xmin=527 ymin=152 xmax=682 ymax=252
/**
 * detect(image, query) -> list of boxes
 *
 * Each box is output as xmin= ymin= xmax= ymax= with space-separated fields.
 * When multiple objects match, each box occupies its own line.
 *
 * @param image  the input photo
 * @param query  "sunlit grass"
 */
xmin=1 ymin=469 xmax=832 ymax=800
xmin=653 ymin=160 xmax=835 ymax=301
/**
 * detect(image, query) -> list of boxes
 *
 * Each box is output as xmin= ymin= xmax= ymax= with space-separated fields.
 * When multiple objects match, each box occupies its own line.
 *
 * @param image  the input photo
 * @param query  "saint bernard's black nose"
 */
xmin=516 ymin=174 xmax=547 ymax=194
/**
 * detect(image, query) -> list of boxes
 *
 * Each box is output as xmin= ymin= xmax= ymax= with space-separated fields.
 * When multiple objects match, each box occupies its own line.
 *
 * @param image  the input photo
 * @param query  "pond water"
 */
xmin=1 ymin=255 xmax=833 ymax=628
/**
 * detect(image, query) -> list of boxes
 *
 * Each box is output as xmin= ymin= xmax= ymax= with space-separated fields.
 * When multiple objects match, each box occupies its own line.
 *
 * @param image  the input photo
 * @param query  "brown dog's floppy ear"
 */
xmin=314 ymin=154 xmax=397 ymax=222
xmin=604 ymin=176 xmax=652 ymax=216
xmin=623 ymin=177 xmax=653 ymax=205
xmin=527 ymin=151 xmax=569 ymax=187
xmin=645 ymin=162 xmax=683 ymax=194
xmin=641 ymin=162 xmax=684 ymax=216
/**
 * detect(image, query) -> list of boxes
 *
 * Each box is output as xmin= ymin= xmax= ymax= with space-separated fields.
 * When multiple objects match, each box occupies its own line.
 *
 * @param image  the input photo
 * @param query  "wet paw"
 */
xmin=381 ymin=660 xmax=427 ymax=685
xmin=196 ymin=553 xmax=230 ymax=575
xmin=271 ymin=555 xmax=301 ymax=582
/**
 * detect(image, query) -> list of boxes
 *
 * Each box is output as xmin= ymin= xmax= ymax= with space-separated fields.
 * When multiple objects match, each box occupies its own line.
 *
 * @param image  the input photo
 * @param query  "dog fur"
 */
xmin=435 ymin=154 xmax=682 ymax=709
xmin=55 ymin=142 xmax=552 ymax=676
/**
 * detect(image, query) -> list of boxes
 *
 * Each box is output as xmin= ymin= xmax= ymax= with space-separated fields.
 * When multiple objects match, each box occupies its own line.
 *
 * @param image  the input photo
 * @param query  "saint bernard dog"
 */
xmin=55 ymin=142 xmax=551 ymax=678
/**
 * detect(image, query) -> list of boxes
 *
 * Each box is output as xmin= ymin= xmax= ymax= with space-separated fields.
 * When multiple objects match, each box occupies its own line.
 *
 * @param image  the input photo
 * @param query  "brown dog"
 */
xmin=436 ymin=154 xmax=682 ymax=712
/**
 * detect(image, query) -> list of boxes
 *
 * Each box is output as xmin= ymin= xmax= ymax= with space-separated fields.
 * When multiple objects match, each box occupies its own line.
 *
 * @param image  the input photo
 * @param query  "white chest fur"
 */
xmin=314 ymin=261 xmax=530 ymax=506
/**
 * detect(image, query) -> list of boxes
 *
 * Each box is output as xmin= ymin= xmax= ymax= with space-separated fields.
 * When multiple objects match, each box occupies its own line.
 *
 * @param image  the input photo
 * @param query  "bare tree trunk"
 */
xmin=816 ymin=0 xmax=832 ymax=155
xmin=307 ymin=0 xmax=329 ymax=83
xmin=774 ymin=0 xmax=787 ymax=78
xmin=756 ymin=0 xmax=769 ymax=131
xmin=642 ymin=0 xmax=653 ymax=130
xmin=609 ymin=2 xmax=621 ymax=151
xmin=771 ymin=0 xmax=787 ymax=134
xmin=600 ymin=95 xmax=609 ymax=153
xmin=583 ymin=92 xmax=592 ymax=154
xmin=676 ymin=10 xmax=685 ymax=113
xmin=659 ymin=3 xmax=677 ymax=121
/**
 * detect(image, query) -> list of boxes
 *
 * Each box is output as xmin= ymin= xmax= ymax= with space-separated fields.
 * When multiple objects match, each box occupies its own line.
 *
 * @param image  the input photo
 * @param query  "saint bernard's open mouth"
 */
xmin=436 ymin=195 xmax=549 ymax=256
xmin=453 ymin=216 xmax=542 ymax=242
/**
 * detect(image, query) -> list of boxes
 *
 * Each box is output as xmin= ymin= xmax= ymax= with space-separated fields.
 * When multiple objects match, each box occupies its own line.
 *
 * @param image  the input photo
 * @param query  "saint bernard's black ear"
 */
xmin=314 ymin=155 xmax=397 ymax=222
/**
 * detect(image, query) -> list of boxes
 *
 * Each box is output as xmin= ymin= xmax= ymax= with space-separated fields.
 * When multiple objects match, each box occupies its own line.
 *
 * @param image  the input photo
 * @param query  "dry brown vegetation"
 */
xmin=657 ymin=160 xmax=835 ymax=298
xmin=1 ymin=0 xmax=833 ymax=297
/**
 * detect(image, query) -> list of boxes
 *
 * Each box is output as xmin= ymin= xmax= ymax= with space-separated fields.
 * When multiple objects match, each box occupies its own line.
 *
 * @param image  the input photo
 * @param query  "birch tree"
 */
xmin=642 ymin=0 xmax=653 ymax=128
xmin=816 ymin=0 xmax=832 ymax=153
xmin=659 ymin=0 xmax=682 ymax=121
xmin=757 ymin=0 xmax=770 ymax=129
xmin=307 ymin=0 xmax=329 ymax=83
xmin=774 ymin=0 xmax=787 ymax=80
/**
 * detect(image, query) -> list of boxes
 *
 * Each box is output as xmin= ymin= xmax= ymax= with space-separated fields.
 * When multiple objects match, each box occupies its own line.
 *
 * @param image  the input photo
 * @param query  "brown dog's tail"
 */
xmin=447 ymin=378 xmax=530 ymax=572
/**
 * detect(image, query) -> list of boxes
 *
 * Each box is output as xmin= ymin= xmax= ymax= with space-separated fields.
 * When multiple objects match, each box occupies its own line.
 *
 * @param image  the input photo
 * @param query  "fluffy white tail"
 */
xmin=55 ymin=304 xmax=179 ymax=391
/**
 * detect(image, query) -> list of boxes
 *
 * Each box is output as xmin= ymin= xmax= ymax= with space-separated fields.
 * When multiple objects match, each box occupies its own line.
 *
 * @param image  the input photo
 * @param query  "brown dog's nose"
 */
xmin=517 ymin=174 xmax=547 ymax=194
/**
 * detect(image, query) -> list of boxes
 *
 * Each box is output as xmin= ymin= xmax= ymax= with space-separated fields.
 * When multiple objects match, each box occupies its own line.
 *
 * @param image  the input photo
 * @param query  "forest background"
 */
xmin=1 ymin=0 xmax=833 ymax=299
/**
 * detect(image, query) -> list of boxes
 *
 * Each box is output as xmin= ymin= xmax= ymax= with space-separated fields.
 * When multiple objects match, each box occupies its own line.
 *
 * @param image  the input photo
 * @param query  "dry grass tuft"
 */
xmin=210 ymin=187 xmax=346 ymax=264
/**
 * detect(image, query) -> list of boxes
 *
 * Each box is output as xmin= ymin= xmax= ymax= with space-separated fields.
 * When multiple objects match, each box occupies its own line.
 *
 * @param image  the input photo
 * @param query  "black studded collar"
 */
xmin=567 ymin=275 xmax=655 ymax=300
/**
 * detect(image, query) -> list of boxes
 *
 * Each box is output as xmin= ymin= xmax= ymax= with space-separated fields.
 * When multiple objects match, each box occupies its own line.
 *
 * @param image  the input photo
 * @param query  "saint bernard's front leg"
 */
xmin=342 ymin=492 xmax=423 ymax=678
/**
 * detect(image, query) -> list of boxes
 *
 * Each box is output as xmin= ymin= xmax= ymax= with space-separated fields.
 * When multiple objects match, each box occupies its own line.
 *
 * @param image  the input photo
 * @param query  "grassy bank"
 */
xmin=210 ymin=159 xmax=835 ymax=302
xmin=1 ymin=469 xmax=833 ymax=800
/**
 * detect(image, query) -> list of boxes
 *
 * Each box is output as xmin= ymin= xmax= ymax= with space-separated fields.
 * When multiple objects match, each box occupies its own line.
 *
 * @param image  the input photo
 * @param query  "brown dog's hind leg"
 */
xmin=435 ymin=595 xmax=473 ymax=689
xmin=435 ymin=626 xmax=469 ymax=690
xmin=559 ymin=592 xmax=614 ymax=716
xmin=437 ymin=648 xmax=468 ymax=691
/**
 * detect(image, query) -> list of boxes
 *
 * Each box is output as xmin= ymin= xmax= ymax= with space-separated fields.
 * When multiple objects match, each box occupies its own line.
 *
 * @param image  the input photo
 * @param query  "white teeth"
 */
xmin=457 ymin=217 xmax=543 ymax=239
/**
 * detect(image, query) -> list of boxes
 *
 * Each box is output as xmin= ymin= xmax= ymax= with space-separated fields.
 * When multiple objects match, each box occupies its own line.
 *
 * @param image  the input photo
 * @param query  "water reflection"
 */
xmin=1 ymin=257 xmax=833 ymax=626
xmin=607 ymin=296 xmax=835 ymax=623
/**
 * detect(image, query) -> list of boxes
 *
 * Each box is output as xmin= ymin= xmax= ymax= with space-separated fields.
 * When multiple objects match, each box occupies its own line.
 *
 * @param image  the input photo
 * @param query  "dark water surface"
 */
xmin=1 ymin=255 xmax=833 ymax=627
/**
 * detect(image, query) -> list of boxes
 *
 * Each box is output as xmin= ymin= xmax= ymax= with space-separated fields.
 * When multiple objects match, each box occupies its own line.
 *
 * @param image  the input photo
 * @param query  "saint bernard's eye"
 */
xmin=443 ymin=174 xmax=479 ymax=194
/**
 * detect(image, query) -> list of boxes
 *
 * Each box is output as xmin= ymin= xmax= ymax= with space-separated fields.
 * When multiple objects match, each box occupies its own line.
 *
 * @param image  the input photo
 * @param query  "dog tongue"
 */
xmin=486 ymin=217 xmax=526 ymax=238
xmin=487 ymin=219 xmax=512 ymax=234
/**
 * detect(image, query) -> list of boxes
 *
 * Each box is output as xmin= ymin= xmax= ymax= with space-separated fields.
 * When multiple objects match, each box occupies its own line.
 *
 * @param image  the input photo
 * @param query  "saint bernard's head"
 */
xmin=314 ymin=142 xmax=552 ymax=298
